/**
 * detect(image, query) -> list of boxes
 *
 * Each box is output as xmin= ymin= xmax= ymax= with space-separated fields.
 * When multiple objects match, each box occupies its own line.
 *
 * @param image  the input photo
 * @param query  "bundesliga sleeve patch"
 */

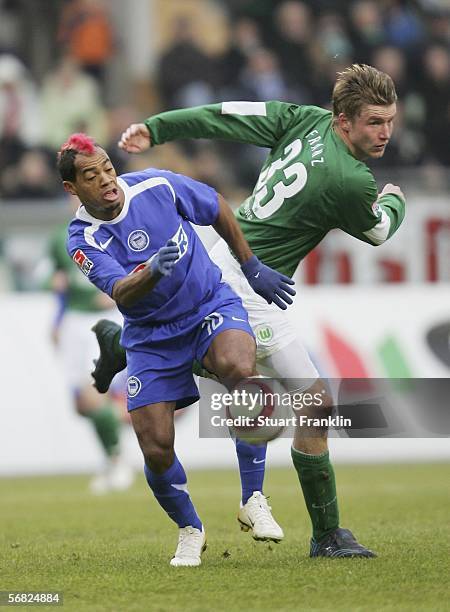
xmin=73 ymin=248 xmax=94 ymax=276
xmin=372 ymin=201 xmax=382 ymax=217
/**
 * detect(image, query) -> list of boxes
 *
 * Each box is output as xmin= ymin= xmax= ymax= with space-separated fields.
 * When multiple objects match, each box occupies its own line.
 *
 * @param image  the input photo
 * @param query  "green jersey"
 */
xmin=146 ymin=101 xmax=405 ymax=276
xmin=49 ymin=223 xmax=105 ymax=312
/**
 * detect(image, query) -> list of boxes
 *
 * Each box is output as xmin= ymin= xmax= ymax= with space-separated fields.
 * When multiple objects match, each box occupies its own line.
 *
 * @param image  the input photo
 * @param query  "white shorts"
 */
xmin=58 ymin=309 xmax=123 ymax=390
xmin=209 ymin=239 xmax=319 ymax=391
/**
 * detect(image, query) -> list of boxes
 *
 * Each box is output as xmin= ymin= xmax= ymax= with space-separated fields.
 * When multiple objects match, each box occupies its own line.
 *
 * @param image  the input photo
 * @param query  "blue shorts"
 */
xmin=126 ymin=283 xmax=254 ymax=411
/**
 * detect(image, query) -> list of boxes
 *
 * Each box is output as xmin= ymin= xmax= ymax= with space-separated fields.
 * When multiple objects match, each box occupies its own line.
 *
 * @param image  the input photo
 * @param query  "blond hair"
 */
xmin=332 ymin=64 xmax=397 ymax=119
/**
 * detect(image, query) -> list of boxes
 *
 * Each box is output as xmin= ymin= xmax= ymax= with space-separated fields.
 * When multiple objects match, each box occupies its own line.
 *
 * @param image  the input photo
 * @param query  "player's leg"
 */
xmin=198 ymin=299 xmax=283 ymax=542
xmin=75 ymin=384 xmax=134 ymax=493
xmin=59 ymin=311 xmax=132 ymax=494
xmin=91 ymin=319 xmax=126 ymax=393
xmin=88 ymin=317 xmax=278 ymax=539
xmin=90 ymin=320 xmax=216 ymax=389
xmin=212 ymin=235 xmax=375 ymax=557
xmin=201 ymin=328 xmax=256 ymax=387
xmin=260 ymin=341 xmax=375 ymax=558
xmin=126 ymin=337 xmax=208 ymax=566
xmin=130 ymin=401 xmax=206 ymax=567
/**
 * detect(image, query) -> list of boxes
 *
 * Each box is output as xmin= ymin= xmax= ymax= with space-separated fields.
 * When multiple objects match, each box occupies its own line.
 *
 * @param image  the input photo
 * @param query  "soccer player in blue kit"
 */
xmin=58 ymin=133 xmax=295 ymax=566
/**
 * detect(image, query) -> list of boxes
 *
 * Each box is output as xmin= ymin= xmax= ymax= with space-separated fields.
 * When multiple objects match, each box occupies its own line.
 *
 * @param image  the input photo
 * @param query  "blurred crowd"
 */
xmin=1 ymin=0 xmax=450 ymax=202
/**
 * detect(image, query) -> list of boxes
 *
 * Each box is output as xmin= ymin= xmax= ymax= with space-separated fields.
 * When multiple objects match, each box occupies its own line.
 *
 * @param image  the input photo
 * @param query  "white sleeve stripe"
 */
xmin=84 ymin=224 xmax=104 ymax=251
xmin=363 ymin=209 xmax=391 ymax=245
xmin=129 ymin=176 xmax=176 ymax=202
xmin=221 ymin=101 xmax=267 ymax=116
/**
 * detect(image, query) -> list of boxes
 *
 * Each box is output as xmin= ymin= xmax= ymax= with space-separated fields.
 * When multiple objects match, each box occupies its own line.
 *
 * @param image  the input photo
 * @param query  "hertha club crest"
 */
xmin=128 ymin=230 xmax=150 ymax=252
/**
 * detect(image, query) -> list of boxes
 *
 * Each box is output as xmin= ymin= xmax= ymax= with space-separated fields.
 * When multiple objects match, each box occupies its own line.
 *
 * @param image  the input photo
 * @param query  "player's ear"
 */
xmin=63 ymin=181 xmax=77 ymax=196
xmin=337 ymin=112 xmax=351 ymax=133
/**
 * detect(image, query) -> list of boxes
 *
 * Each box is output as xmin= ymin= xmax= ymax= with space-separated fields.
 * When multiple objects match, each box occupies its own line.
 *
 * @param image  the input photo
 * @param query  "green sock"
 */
xmin=85 ymin=404 xmax=120 ymax=457
xmin=291 ymin=447 xmax=339 ymax=542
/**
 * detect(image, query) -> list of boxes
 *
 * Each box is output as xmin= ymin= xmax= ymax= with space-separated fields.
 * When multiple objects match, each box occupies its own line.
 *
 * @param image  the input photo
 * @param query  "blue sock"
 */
xmin=144 ymin=455 xmax=202 ymax=530
xmin=235 ymin=438 xmax=267 ymax=504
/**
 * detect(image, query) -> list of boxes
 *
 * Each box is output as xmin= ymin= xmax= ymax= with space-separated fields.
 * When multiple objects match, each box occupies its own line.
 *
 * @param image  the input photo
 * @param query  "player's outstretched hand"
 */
xmin=378 ymin=183 xmax=405 ymax=201
xmin=241 ymin=255 xmax=296 ymax=310
xmin=118 ymin=123 xmax=151 ymax=153
xmin=150 ymin=240 xmax=180 ymax=277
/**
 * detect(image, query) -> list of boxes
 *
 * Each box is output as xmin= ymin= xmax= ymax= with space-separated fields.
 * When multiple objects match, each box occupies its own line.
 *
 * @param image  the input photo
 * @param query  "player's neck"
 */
xmin=333 ymin=123 xmax=365 ymax=161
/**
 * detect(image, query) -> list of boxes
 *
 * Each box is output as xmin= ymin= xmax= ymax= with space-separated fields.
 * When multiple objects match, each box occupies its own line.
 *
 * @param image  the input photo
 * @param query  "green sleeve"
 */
xmin=376 ymin=194 xmax=406 ymax=240
xmin=48 ymin=226 xmax=71 ymax=272
xmin=145 ymin=101 xmax=303 ymax=149
xmin=338 ymin=168 xmax=379 ymax=244
xmin=338 ymin=166 xmax=406 ymax=246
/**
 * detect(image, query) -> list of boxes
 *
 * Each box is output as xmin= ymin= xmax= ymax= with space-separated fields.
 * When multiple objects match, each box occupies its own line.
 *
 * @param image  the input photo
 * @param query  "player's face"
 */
xmin=343 ymin=103 xmax=396 ymax=160
xmin=63 ymin=147 xmax=124 ymax=220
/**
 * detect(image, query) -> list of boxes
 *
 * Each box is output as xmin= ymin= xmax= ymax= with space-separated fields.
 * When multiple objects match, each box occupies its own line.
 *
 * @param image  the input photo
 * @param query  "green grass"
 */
xmin=1 ymin=463 xmax=449 ymax=612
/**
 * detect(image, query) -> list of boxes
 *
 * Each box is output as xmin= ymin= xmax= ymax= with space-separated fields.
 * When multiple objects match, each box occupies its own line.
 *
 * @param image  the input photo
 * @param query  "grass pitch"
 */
xmin=1 ymin=463 xmax=449 ymax=612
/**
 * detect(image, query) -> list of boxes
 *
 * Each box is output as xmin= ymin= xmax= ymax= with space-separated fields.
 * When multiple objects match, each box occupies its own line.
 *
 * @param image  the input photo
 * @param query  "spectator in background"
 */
xmin=40 ymin=54 xmax=108 ymax=151
xmin=0 ymin=148 xmax=59 ymax=199
xmin=269 ymin=1 xmax=316 ymax=91
xmin=421 ymin=44 xmax=450 ymax=166
xmin=156 ymin=16 xmax=216 ymax=109
xmin=0 ymin=0 xmax=21 ymax=56
xmin=349 ymin=1 xmax=386 ymax=64
xmin=216 ymin=17 xmax=262 ymax=97
xmin=309 ymin=12 xmax=353 ymax=106
xmin=0 ymin=54 xmax=41 ymax=148
xmin=316 ymin=11 xmax=353 ymax=62
xmin=426 ymin=9 xmax=450 ymax=45
xmin=57 ymin=0 xmax=114 ymax=87
xmin=384 ymin=0 xmax=425 ymax=50
xmin=0 ymin=54 xmax=43 ymax=198
xmin=237 ymin=47 xmax=297 ymax=102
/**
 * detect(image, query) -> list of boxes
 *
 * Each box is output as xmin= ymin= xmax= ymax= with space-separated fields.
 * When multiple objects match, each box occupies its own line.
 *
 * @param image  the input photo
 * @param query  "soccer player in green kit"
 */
xmin=48 ymin=219 xmax=134 ymax=494
xmin=92 ymin=65 xmax=405 ymax=557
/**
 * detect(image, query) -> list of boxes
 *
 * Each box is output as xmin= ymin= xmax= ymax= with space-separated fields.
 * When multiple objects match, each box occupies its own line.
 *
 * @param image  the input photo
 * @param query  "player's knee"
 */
xmin=133 ymin=421 xmax=174 ymax=473
xmin=316 ymin=391 xmax=333 ymax=418
xmin=216 ymin=354 xmax=255 ymax=383
xmin=233 ymin=359 xmax=255 ymax=382
xmin=296 ymin=388 xmax=334 ymax=420
xmin=143 ymin=442 xmax=174 ymax=473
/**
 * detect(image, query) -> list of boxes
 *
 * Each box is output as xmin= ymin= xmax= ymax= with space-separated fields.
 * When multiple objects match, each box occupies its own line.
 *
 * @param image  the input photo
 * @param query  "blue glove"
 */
xmin=149 ymin=240 xmax=180 ymax=277
xmin=241 ymin=255 xmax=296 ymax=310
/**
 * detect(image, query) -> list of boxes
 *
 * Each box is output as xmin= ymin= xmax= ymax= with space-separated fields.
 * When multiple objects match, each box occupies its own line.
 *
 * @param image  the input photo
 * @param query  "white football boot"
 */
xmin=238 ymin=491 xmax=284 ymax=542
xmin=170 ymin=526 xmax=207 ymax=567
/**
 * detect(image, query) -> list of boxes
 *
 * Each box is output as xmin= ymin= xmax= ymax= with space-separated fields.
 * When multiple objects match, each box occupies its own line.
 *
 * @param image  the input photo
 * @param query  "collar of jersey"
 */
xmin=76 ymin=177 xmax=130 ymax=225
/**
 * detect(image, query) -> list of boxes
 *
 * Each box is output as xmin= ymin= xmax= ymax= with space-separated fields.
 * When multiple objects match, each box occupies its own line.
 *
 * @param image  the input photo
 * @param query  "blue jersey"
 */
xmin=67 ymin=168 xmax=222 ymax=345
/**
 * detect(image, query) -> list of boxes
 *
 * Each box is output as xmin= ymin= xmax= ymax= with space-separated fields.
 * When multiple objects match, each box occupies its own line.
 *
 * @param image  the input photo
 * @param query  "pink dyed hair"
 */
xmin=60 ymin=133 xmax=96 ymax=155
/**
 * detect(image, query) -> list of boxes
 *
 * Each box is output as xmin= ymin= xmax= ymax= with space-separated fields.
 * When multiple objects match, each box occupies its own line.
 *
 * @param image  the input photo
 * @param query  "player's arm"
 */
xmin=213 ymin=194 xmax=252 ymax=263
xmin=118 ymin=101 xmax=301 ymax=152
xmin=67 ymin=233 xmax=171 ymax=309
xmin=339 ymin=173 xmax=405 ymax=246
xmin=49 ymin=270 xmax=68 ymax=345
xmin=363 ymin=183 xmax=405 ymax=245
xmin=213 ymin=194 xmax=296 ymax=310
xmin=111 ymin=242 xmax=179 ymax=307
xmin=48 ymin=231 xmax=70 ymax=344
